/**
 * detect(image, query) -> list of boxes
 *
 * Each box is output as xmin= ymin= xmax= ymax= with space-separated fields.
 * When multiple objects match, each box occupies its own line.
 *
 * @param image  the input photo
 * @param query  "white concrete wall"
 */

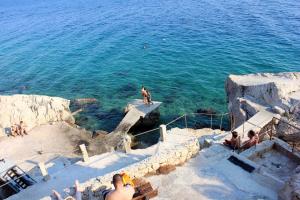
xmin=81 ymin=136 xmax=200 ymax=193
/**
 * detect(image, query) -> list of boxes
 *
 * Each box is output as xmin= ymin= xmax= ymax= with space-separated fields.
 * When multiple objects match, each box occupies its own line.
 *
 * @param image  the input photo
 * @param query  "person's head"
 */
xmin=231 ymin=131 xmax=238 ymax=138
xmin=248 ymin=130 xmax=255 ymax=138
xmin=141 ymin=86 xmax=145 ymax=90
xmin=20 ymin=121 xmax=23 ymax=124
xmin=112 ymin=174 xmax=123 ymax=189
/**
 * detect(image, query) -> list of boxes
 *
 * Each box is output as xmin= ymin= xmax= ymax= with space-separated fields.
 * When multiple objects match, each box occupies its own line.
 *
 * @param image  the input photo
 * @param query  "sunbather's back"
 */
xmin=106 ymin=185 xmax=134 ymax=200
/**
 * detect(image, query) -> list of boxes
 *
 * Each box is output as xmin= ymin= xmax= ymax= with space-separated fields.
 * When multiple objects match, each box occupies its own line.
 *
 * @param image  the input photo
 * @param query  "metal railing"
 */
xmin=132 ymin=112 xmax=229 ymax=139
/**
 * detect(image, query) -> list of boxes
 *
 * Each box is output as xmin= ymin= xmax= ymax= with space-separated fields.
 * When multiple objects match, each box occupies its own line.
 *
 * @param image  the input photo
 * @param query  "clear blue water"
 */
xmin=1 ymin=0 xmax=300 ymax=132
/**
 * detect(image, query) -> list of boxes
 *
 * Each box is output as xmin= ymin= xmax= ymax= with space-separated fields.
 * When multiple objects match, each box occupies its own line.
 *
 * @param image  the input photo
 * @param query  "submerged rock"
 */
xmin=73 ymin=98 xmax=98 ymax=105
xmin=0 ymin=94 xmax=75 ymax=137
xmin=196 ymin=108 xmax=217 ymax=115
xmin=117 ymin=83 xmax=138 ymax=98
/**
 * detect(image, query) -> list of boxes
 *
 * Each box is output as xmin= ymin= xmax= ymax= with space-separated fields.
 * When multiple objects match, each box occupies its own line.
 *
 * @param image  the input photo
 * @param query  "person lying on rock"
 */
xmin=242 ymin=130 xmax=259 ymax=149
xmin=52 ymin=180 xmax=82 ymax=200
xmin=223 ymin=131 xmax=239 ymax=150
xmin=102 ymin=173 xmax=135 ymax=200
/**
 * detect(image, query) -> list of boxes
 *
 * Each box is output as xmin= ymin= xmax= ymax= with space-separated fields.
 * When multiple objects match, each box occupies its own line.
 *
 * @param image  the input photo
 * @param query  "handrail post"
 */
xmin=79 ymin=144 xmax=89 ymax=163
xmin=210 ymin=115 xmax=213 ymax=129
xmin=159 ymin=124 xmax=167 ymax=142
xmin=184 ymin=114 xmax=187 ymax=128
xmin=38 ymin=162 xmax=50 ymax=181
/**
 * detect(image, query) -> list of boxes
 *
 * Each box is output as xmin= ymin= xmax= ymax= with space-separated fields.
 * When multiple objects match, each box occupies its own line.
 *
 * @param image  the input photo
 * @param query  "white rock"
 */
xmin=0 ymin=94 xmax=74 ymax=137
xmin=226 ymin=72 xmax=300 ymax=137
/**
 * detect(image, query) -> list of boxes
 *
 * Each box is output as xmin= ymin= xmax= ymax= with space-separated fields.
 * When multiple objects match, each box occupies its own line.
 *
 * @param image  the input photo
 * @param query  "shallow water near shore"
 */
xmin=0 ymin=0 xmax=299 ymax=134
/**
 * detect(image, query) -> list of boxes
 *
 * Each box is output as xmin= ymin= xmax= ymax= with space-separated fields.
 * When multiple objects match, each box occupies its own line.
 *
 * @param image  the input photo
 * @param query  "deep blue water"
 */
xmin=1 ymin=0 xmax=300 ymax=132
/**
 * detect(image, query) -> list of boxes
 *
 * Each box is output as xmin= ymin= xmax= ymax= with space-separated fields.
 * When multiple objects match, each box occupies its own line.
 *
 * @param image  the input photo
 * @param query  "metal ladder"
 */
xmin=3 ymin=166 xmax=36 ymax=190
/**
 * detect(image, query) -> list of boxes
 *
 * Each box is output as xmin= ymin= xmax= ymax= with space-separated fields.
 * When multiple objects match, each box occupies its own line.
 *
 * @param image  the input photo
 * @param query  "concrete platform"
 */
xmin=113 ymin=99 xmax=162 ymax=134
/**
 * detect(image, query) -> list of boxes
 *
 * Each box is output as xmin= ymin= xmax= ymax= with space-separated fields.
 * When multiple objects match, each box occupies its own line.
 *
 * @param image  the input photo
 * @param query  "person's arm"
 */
xmin=255 ymin=134 xmax=259 ymax=144
xmin=52 ymin=190 xmax=64 ymax=200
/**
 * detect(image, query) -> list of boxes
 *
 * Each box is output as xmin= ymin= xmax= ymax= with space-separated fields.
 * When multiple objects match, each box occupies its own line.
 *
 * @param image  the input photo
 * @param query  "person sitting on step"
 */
xmin=11 ymin=124 xmax=19 ymax=137
xmin=18 ymin=121 xmax=27 ymax=136
xmin=242 ymin=130 xmax=259 ymax=149
xmin=223 ymin=131 xmax=240 ymax=150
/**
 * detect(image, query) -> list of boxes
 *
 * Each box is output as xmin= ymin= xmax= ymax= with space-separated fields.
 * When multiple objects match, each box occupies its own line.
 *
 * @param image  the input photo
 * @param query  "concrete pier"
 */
xmin=113 ymin=99 xmax=162 ymax=134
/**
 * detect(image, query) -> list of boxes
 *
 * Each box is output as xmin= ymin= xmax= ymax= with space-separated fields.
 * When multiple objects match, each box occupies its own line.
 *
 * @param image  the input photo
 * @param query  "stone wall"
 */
xmin=0 ymin=94 xmax=75 ymax=137
xmin=81 ymin=136 xmax=200 ymax=196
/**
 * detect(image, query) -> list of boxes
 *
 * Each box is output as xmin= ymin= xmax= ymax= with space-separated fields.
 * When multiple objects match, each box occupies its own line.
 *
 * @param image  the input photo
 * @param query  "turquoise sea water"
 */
xmin=0 ymin=0 xmax=300 ymax=132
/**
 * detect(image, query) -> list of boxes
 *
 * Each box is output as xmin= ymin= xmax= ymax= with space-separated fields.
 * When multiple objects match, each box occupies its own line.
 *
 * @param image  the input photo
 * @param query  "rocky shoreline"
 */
xmin=226 ymin=72 xmax=300 ymax=139
xmin=0 ymin=94 xmax=130 ymax=156
xmin=1 ymin=72 xmax=300 ymax=200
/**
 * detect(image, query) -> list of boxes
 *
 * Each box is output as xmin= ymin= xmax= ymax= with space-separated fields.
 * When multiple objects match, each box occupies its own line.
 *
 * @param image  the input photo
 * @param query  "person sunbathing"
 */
xmin=52 ymin=180 xmax=82 ymax=200
xmin=223 ymin=131 xmax=239 ymax=149
xmin=11 ymin=124 xmax=19 ymax=137
xmin=104 ymin=174 xmax=135 ymax=200
xmin=18 ymin=121 xmax=27 ymax=136
xmin=242 ymin=130 xmax=259 ymax=149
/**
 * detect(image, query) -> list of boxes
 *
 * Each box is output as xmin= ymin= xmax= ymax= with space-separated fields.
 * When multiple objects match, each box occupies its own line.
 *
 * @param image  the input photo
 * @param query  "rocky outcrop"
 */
xmin=0 ymin=94 xmax=75 ymax=137
xmin=226 ymin=72 xmax=300 ymax=137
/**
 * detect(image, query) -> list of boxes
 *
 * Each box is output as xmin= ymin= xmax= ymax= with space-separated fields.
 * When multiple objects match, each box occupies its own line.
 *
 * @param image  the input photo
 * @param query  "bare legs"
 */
xmin=52 ymin=180 xmax=83 ymax=200
xmin=52 ymin=190 xmax=64 ymax=200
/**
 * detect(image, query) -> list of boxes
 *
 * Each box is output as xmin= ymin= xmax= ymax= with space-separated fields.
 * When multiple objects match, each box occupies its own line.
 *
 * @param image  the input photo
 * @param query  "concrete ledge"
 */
xmin=80 ymin=137 xmax=200 ymax=193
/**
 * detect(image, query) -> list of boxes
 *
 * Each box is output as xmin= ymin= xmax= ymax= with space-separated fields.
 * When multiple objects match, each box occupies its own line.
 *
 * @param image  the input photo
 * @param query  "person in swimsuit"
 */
xmin=223 ymin=131 xmax=240 ymax=150
xmin=18 ymin=121 xmax=27 ymax=136
xmin=103 ymin=174 xmax=135 ymax=200
xmin=141 ymin=86 xmax=148 ymax=104
xmin=242 ymin=130 xmax=259 ymax=149
xmin=146 ymin=89 xmax=153 ymax=105
xmin=11 ymin=124 xmax=19 ymax=137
